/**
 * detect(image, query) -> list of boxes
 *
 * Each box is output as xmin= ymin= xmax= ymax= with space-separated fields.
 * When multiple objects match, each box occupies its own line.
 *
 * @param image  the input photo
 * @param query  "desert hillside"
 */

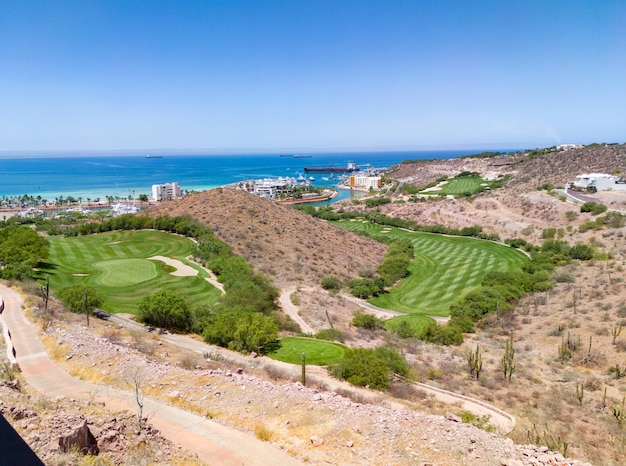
xmin=144 ymin=188 xmax=387 ymax=288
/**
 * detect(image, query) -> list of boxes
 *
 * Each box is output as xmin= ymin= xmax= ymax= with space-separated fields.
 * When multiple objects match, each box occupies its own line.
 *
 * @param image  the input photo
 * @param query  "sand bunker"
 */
xmin=149 ymin=256 xmax=198 ymax=277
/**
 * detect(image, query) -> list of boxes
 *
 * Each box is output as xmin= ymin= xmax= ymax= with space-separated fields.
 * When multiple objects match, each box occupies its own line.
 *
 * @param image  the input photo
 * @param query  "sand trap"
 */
xmin=149 ymin=256 xmax=198 ymax=277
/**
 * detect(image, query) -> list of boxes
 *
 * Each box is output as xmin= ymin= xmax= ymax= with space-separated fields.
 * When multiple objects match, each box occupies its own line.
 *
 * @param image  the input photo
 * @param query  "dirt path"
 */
xmin=0 ymin=284 xmax=300 ymax=466
xmin=279 ymin=286 xmax=314 ymax=334
xmin=110 ymin=311 xmax=516 ymax=434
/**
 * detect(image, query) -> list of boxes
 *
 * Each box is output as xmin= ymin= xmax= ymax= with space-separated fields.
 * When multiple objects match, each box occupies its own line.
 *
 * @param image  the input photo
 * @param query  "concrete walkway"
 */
xmin=0 ymin=283 xmax=301 ymax=466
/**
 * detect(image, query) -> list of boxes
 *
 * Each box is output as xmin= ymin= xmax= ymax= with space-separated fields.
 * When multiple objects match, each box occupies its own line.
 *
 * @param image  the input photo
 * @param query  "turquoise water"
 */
xmin=0 ymin=150 xmax=512 ymax=202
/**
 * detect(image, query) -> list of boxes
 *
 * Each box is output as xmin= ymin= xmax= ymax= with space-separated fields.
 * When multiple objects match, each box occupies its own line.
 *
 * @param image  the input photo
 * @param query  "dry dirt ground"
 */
xmin=1 ymin=291 xmax=592 ymax=466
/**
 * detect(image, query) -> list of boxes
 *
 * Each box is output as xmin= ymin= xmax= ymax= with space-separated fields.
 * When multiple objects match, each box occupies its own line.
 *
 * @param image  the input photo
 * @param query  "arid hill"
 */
xmin=390 ymin=144 xmax=626 ymax=195
xmin=144 ymin=188 xmax=387 ymax=287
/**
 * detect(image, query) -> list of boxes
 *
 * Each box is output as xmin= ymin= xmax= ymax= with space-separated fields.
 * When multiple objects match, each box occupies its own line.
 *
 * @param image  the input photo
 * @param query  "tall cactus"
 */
xmin=467 ymin=344 xmax=483 ymax=380
xmin=501 ymin=334 xmax=515 ymax=382
xmin=612 ymin=324 xmax=622 ymax=345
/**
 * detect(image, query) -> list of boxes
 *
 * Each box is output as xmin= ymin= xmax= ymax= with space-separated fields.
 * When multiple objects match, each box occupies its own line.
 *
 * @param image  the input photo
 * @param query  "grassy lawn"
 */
xmin=265 ymin=337 xmax=348 ymax=366
xmin=422 ymin=176 xmax=489 ymax=196
xmin=384 ymin=315 xmax=436 ymax=333
xmin=337 ymin=220 xmax=527 ymax=316
xmin=40 ymin=230 xmax=222 ymax=314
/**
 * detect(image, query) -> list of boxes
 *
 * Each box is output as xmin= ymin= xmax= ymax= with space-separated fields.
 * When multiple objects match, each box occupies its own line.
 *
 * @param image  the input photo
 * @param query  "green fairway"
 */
xmin=336 ymin=220 xmax=527 ymax=316
xmin=422 ymin=176 xmax=489 ymax=196
xmin=384 ymin=315 xmax=436 ymax=333
xmin=41 ymin=230 xmax=222 ymax=314
xmin=265 ymin=337 xmax=349 ymax=365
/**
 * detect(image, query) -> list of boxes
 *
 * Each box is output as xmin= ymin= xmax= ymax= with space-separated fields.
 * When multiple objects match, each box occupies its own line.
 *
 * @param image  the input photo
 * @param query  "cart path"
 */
xmin=0 ymin=283 xmax=300 ymax=466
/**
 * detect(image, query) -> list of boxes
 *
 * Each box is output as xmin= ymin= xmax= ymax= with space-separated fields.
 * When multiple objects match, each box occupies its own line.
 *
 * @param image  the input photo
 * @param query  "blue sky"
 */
xmin=0 ymin=0 xmax=624 ymax=153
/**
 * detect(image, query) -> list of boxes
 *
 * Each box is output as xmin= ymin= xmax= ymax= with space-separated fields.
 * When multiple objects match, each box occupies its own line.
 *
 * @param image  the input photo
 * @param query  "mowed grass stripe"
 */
xmin=44 ymin=230 xmax=221 ymax=314
xmin=335 ymin=220 xmax=527 ymax=316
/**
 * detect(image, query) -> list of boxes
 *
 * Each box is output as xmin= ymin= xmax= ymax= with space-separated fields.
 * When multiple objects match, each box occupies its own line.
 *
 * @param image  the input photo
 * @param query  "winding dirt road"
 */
xmin=0 ymin=283 xmax=300 ymax=466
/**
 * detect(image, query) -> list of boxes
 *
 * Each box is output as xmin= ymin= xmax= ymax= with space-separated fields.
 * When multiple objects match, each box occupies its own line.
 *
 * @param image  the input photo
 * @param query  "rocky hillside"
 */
xmin=1 ymin=303 xmax=596 ymax=465
xmin=389 ymin=144 xmax=626 ymax=194
xmin=144 ymin=188 xmax=387 ymax=287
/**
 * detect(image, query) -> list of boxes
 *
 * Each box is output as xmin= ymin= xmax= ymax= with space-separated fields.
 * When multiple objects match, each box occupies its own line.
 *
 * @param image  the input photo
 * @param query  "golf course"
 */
xmin=336 ymin=220 xmax=527 ymax=316
xmin=40 ymin=230 xmax=222 ymax=314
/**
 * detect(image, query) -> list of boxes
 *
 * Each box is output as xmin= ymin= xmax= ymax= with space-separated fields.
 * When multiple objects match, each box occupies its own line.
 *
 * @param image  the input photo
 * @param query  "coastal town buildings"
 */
xmin=348 ymin=174 xmax=382 ymax=190
xmin=151 ymin=182 xmax=184 ymax=201
xmin=569 ymin=173 xmax=626 ymax=192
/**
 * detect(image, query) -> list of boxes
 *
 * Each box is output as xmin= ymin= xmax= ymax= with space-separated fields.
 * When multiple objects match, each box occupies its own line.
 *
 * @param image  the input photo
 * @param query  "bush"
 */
xmin=580 ymin=202 xmax=607 ymax=215
xmin=315 ymin=328 xmax=345 ymax=342
xmin=320 ymin=276 xmax=340 ymax=291
xmin=419 ymin=322 xmax=463 ymax=345
xmin=329 ymin=347 xmax=410 ymax=390
xmin=138 ymin=290 xmax=193 ymax=332
xmin=329 ymin=349 xmax=391 ymax=390
xmin=352 ymin=310 xmax=385 ymax=330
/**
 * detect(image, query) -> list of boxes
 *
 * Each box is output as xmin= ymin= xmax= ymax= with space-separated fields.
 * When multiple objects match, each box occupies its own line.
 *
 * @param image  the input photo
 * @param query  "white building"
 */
xmin=557 ymin=144 xmax=583 ymax=151
xmin=349 ymin=175 xmax=382 ymax=190
xmin=152 ymin=182 xmax=184 ymax=201
xmin=571 ymin=173 xmax=626 ymax=192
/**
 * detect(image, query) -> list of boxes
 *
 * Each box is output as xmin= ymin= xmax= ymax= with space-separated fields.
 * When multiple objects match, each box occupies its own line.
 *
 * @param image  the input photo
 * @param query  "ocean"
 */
xmin=0 ymin=150 xmax=511 ymax=204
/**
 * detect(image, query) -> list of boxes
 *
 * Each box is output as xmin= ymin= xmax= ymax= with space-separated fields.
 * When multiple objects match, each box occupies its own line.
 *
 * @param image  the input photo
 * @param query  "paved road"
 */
xmin=0 ymin=283 xmax=301 ymax=466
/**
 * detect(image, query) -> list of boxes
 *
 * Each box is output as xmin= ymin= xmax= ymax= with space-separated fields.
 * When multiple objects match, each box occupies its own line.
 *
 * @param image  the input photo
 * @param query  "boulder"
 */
xmin=58 ymin=420 xmax=99 ymax=455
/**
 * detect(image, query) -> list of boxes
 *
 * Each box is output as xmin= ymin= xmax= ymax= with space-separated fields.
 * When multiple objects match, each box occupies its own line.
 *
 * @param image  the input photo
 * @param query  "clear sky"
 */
xmin=0 ymin=0 xmax=624 ymax=153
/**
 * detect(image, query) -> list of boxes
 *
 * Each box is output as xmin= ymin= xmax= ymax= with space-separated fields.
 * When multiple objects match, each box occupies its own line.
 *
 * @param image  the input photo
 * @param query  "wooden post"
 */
xmin=301 ymin=353 xmax=306 ymax=386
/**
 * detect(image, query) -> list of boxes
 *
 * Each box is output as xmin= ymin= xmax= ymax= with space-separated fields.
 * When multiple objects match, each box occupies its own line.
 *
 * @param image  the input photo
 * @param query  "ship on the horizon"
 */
xmin=145 ymin=155 xmax=163 ymax=159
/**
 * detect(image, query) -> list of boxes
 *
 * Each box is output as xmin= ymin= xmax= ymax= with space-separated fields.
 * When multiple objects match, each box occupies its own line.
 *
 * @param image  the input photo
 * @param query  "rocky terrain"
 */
xmin=1 ymin=297 xmax=594 ymax=465
xmin=3 ymin=143 xmax=626 ymax=464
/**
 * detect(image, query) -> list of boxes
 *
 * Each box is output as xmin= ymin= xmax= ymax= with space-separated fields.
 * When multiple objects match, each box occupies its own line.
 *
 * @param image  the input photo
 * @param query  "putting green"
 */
xmin=42 ymin=230 xmax=222 ymax=314
xmin=94 ymin=259 xmax=159 ymax=287
xmin=265 ymin=337 xmax=348 ymax=366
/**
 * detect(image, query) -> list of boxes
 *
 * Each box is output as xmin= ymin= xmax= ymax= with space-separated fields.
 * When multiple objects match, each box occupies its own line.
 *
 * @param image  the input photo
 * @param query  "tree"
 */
xmin=0 ymin=225 xmax=49 ymax=279
xmin=57 ymin=284 xmax=105 ymax=315
xmin=138 ymin=290 xmax=193 ymax=332
xmin=329 ymin=348 xmax=391 ymax=390
xmin=352 ymin=310 xmax=384 ymax=330
xmin=203 ymin=306 xmax=278 ymax=353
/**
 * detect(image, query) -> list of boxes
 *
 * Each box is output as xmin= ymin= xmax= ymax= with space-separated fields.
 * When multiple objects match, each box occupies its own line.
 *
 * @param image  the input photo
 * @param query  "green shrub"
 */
xmin=315 ymin=328 xmax=345 ymax=342
xmin=329 ymin=346 xmax=410 ymax=390
xmin=580 ymin=202 xmax=607 ymax=215
xmin=138 ymin=290 xmax=193 ymax=332
xmin=352 ymin=310 xmax=385 ymax=330
xmin=321 ymin=276 xmax=340 ymax=291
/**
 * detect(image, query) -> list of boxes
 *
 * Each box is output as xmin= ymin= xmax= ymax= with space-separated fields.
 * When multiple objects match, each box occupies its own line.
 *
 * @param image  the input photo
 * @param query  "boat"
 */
xmin=303 ymin=161 xmax=359 ymax=173
xmin=293 ymin=154 xmax=312 ymax=158
xmin=279 ymin=154 xmax=294 ymax=157
xmin=145 ymin=155 xmax=163 ymax=159
xmin=321 ymin=177 xmax=329 ymax=181
xmin=308 ymin=176 xmax=315 ymax=181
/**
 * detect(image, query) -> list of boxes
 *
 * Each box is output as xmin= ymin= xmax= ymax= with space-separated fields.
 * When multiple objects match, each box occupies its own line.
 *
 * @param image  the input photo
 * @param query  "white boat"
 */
xmin=308 ymin=176 xmax=315 ymax=181
xmin=111 ymin=202 xmax=139 ymax=216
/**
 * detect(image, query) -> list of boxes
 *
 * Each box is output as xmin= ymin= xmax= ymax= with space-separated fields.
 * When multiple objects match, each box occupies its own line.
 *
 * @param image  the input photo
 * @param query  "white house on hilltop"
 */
xmin=152 ymin=182 xmax=184 ymax=201
xmin=570 ymin=173 xmax=626 ymax=192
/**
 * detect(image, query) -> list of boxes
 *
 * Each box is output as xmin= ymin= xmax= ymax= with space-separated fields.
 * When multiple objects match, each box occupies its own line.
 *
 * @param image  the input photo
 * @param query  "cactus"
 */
xmin=501 ymin=334 xmax=515 ymax=382
xmin=612 ymin=397 xmax=625 ymax=428
xmin=301 ymin=353 xmax=306 ymax=386
xmin=576 ymin=382 xmax=584 ymax=406
xmin=467 ymin=344 xmax=483 ymax=380
xmin=612 ymin=324 xmax=622 ymax=345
